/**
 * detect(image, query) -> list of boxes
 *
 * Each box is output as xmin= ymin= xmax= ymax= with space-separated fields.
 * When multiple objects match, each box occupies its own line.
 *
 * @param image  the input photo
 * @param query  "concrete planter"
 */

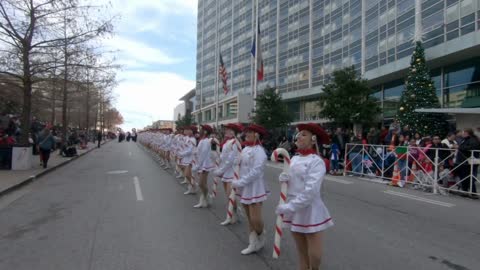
xmin=11 ymin=146 xmax=33 ymax=170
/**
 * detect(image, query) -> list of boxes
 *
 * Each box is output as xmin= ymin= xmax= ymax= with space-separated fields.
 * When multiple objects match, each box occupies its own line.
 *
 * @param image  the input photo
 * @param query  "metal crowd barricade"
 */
xmin=343 ymin=143 xmax=479 ymax=197
xmin=343 ymin=143 xmax=394 ymax=181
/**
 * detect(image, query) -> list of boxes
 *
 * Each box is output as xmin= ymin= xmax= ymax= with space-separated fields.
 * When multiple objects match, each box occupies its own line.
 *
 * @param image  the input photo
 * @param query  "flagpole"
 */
xmin=253 ymin=0 xmax=258 ymax=113
xmin=215 ymin=0 xmax=220 ymax=127
xmin=215 ymin=49 xmax=220 ymax=127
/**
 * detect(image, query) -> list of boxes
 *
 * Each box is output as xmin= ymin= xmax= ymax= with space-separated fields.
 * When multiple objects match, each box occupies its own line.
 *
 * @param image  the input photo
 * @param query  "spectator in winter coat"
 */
xmin=330 ymin=142 xmax=340 ymax=174
xmin=347 ymin=134 xmax=363 ymax=176
xmin=367 ymin=128 xmax=380 ymax=145
xmin=395 ymin=135 xmax=408 ymax=186
xmin=414 ymin=132 xmax=422 ymax=146
xmin=455 ymin=129 xmax=480 ymax=198
xmin=38 ymin=128 xmax=56 ymax=168
xmin=401 ymin=125 xmax=412 ymax=140
xmin=428 ymin=136 xmax=450 ymax=164
xmin=442 ymin=132 xmax=458 ymax=149
xmin=455 ymin=130 xmax=464 ymax=145
xmin=379 ymin=126 xmax=388 ymax=145
xmin=408 ymin=139 xmax=420 ymax=166
xmin=389 ymin=119 xmax=401 ymax=134
xmin=332 ymin=128 xmax=348 ymax=158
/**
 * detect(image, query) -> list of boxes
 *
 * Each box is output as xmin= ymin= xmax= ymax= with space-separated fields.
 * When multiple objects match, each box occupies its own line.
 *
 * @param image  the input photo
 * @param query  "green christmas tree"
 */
xmin=397 ymin=41 xmax=448 ymax=137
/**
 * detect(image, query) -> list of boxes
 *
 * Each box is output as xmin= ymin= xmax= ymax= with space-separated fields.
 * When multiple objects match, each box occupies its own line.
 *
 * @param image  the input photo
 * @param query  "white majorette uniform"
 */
xmin=172 ymin=134 xmax=180 ymax=157
xmin=282 ymin=153 xmax=334 ymax=234
xmin=165 ymin=133 xmax=173 ymax=152
xmin=234 ymin=144 xmax=268 ymax=204
xmin=215 ymin=137 xmax=241 ymax=182
xmin=195 ymin=137 xmax=215 ymax=172
xmin=179 ymin=135 xmax=196 ymax=166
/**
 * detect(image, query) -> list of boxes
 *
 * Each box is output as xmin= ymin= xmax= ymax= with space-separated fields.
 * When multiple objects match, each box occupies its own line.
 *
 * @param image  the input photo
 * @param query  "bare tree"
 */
xmin=0 ymin=0 xmax=115 ymax=144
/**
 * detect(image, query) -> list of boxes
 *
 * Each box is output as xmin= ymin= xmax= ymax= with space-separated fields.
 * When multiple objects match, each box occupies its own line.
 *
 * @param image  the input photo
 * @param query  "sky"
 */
xmin=106 ymin=0 xmax=197 ymax=131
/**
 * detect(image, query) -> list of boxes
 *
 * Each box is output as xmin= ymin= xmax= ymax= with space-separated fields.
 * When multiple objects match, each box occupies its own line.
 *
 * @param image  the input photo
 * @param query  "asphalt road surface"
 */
xmin=1 ymin=141 xmax=479 ymax=270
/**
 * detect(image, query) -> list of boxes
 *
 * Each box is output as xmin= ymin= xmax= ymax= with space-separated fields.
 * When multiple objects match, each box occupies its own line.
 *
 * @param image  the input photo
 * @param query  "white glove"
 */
xmin=231 ymin=180 xmax=243 ymax=188
xmin=213 ymin=169 xmax=222 ymax=177
xmin=192 ymin=164 xmax=199 ymax=172
xmin=278 ymin=172 xmax=291 ymax=182
xmin=275 ymin=203 xmax=294 ymax=215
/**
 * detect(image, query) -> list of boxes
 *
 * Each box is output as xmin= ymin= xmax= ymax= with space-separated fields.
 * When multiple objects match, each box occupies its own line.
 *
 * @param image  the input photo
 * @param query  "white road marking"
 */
xmin=359 ymin=177 xmax=387 ymax=184
xmin=133 ymin=176 xmax=144 ymax=201
xmin=106 ymin=170 xmax=128 ymax=174
xmin=384 ymin=190 xmax=455 ymax=208
xmin=325 ymin=176 xmax=354 ymax=184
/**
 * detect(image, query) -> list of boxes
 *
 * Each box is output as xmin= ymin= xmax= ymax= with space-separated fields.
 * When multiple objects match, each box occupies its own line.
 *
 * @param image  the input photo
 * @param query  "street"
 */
xmin=1 ymin=142 xmax=480 ymax=270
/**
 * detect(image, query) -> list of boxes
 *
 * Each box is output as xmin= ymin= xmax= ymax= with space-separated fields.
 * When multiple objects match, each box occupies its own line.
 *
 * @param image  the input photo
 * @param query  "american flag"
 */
xmin=219 ymin=53 xmax=229 ymax=95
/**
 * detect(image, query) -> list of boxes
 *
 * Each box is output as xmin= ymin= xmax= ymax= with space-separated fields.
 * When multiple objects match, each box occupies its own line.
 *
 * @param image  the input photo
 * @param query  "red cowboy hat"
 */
xmin=297 ymin=123 xmax=330 ymax=144
xmin=184 ymin=125 xmax=198 ymax=133
xmin=224 ymin=123 xmax=244 ymax=133
xmin=200 ymin=124 xmax=213 ymax=133
xmin=244 ymin=124 xmax=268 ymax=137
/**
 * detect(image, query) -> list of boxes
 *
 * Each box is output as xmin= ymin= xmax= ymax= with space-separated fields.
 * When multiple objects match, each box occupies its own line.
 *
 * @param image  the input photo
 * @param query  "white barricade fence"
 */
xmin=344 ymin=143 xmax=479 ymax=197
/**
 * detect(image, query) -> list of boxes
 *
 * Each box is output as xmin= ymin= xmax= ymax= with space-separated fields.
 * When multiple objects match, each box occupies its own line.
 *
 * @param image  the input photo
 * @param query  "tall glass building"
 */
xmin=194 ymin=0 xmax=480 ymax=126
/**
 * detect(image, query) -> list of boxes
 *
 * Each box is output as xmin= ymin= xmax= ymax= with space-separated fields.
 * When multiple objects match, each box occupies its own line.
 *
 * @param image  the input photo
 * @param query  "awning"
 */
xmin=415 ymin=108 xmax=480 ymax=114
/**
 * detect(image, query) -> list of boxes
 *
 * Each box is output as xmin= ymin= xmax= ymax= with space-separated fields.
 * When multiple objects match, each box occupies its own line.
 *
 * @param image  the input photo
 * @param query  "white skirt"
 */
xmin=237 ymin=179 xmax=268 ymax=205
xmin=180 ymin=156 xmax=193 ymax=166
xmin=221 ymin=167 xmax=235 ymax=183
xmin=282 ymin=197 xmax=334 ymax=234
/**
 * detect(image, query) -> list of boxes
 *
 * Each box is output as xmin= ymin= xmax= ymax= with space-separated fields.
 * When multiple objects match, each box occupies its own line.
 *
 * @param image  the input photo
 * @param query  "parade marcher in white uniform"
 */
xmin=231 ymin=124 xmax=268 ymax=255
xmin=160 ymin=129 xmax=169 ymax=167
xmin=158 ymin=129 xmax=165 ymax=165
xmin=213 ymin=123 xmax=244 ymax=225
xmin=276 ymin=123 xmax=334 ymax=270
xmin=161 ymin=128 xmax=173 ymax=169
xmin=178 ymin=125 xmax=198 ymax=195
xmin=192 ymin=124 xmax=216 ymax=208
xmin=173 ymin=128 xmax=184 ymax=179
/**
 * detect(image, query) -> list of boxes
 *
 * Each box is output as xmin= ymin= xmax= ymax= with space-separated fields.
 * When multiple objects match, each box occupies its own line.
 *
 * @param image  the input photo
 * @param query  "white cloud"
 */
xmin=100 ymin=0 xmax=197 ymax=130
xmin=116 ymin=71 xmax=195 ymax=130
xmin=110 ymin=0 xmax=197 ymax=38
xmin=115 ymin=0 xmax=197 ymax=16
xmin=104 ymin=36 xmax=183 ymax=69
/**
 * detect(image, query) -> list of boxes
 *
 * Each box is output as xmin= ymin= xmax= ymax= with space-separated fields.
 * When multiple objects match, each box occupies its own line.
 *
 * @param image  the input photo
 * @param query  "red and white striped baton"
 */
xmin=225 ymin=139 xmax=242 ymax=221
xmin=271 ymin=148 xmax=291 ymax=259
xmin=210 ymin=138 xmax=221 ymax=198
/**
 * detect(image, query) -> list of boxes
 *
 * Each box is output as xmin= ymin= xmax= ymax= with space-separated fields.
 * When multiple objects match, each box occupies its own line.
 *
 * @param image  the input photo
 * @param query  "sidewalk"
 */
xmin=0 ymin=141 xmax=107 ymax=196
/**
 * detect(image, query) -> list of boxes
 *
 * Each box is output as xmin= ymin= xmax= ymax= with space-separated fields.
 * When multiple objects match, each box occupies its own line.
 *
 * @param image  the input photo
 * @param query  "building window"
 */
xmin=287 ymin=101 xmax=301 ymax=122
xmin=383 ymin=80 xmax=404 ymax=119
xmin=303 ymin=100 xmax=321 ymax=121
xmin=443 ymin=58 xmax=480 ymax=108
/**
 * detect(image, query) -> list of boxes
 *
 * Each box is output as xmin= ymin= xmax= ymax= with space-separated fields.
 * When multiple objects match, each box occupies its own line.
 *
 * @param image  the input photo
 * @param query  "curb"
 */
xmin=0 ymin=141 xmax=109 ymax=197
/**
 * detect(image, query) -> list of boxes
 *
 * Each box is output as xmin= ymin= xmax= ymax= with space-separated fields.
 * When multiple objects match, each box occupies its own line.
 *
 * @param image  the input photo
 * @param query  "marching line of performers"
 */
xmin=138 ymin=123 xmax=334 ymax=270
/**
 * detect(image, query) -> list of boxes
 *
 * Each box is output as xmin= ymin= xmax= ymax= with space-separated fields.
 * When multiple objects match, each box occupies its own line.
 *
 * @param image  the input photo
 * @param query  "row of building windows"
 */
xmin=372 ymin=58 xmax=480 ymax=118
xmin=196 ymin=0 xmax=480 ymax=107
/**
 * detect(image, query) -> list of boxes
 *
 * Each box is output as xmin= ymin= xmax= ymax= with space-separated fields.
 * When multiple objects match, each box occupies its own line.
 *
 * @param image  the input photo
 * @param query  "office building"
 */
xmin=195 ymin=0 xmax=480 ymax=126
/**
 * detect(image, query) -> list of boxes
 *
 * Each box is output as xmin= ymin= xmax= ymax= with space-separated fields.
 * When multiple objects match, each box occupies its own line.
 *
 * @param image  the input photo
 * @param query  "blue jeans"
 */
xmin=349 ymin=152 xmax=362 ymax=175
xmin=398 ymin=159 xmax=407 ymax=181
xmin=331 ymin=159 xmax=339 ymax=171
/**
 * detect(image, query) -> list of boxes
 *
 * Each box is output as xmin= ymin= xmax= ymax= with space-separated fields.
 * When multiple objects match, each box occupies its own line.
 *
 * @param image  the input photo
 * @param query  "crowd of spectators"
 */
xmin=0 ymin=114 xmax=109 ymax=169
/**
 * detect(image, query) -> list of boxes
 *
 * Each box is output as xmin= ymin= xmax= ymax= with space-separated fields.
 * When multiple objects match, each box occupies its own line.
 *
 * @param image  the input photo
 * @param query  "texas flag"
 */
xmin=251 ymin=22 xmax=264 ymax=81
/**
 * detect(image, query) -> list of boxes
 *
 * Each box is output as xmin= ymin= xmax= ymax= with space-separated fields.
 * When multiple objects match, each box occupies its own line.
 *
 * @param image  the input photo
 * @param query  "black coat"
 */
xmin=427 ymin=143 xmax=450 ymax=162
xmin=456 ymin=136 xmax=480 ymax=164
